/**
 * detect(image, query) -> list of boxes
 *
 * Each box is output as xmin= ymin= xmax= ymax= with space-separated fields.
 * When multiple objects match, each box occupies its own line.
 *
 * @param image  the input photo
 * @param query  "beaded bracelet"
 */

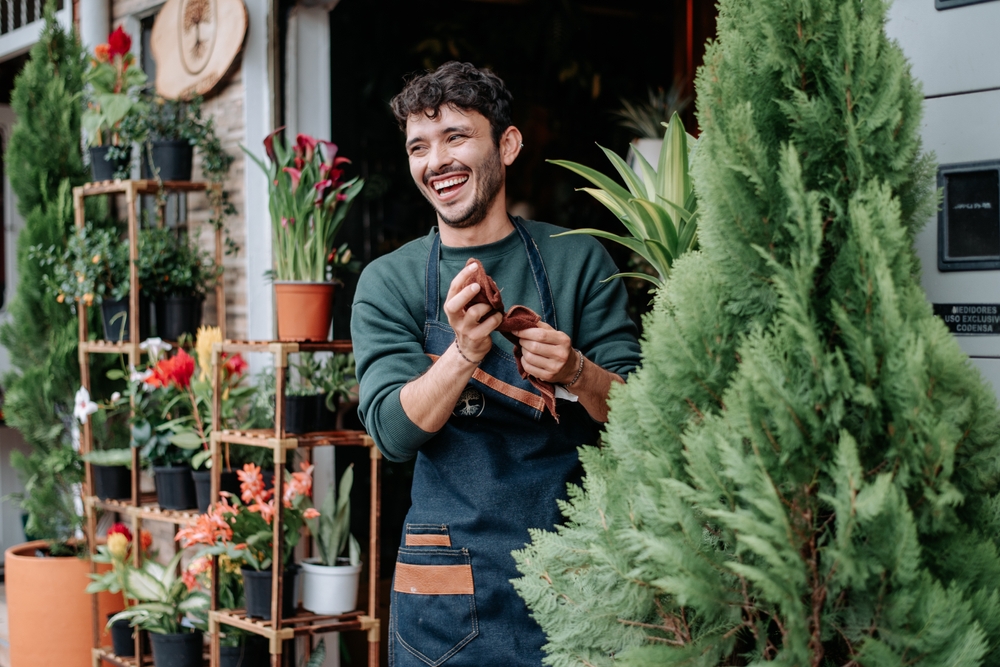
xmin=565 ymin=349 xmax=585 ymax=387
xmin=454 ymin=340 xmax=480 ymax=366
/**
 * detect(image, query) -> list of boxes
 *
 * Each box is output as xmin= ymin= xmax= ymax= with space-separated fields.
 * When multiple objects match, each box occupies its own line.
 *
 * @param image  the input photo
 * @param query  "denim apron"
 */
xmin=389 ymin=219 xmax=600 ymax=666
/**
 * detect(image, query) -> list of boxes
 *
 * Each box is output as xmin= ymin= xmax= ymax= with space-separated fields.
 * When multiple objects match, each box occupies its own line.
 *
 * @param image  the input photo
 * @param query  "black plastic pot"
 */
xmin=93 ymin=464 xmax=131 ymax=501
xmin=284 ymin=395 xmax=316 ymax=434
xmin=149 ymin=630 xmax=203 ymax=667
xmin=192 ymin=468 xmax=241 ymax=514
xmin=89 ymin=145 xmax=131 ymax=182
xmin=155 ymin=295 xmax=204 ymax=342
xmin=314 ymin=393 xmax=338 ymax=431
xmin=242 ymin=565 xmax=299 ymax=620
xmin=219 ymin=635 xmax=268 ymax=667
xmin=101 ymin=295 xmax=151 ymax=342
xmin=141 ymin=140 xmax=194 ymax=182
xmin=153 ymin=465 xmax=198 ymax=510
xmin=108 ymin=613 xmax=149 ymax=657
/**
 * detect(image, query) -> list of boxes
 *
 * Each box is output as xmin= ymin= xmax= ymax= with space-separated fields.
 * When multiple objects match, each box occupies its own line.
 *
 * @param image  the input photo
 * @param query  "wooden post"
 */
xmin=126 ymin=182 xmax=140 ymax=349
xmin=213 ymin=184 xmax=227 ymax=340
xmin=368 ymin=442 xmax=382 ymax=667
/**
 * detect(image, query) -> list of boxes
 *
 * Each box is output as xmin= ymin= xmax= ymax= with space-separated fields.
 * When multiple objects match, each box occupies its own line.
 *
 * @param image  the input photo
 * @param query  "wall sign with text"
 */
xmin=934 ymin=304 xmax=1000 ymax=335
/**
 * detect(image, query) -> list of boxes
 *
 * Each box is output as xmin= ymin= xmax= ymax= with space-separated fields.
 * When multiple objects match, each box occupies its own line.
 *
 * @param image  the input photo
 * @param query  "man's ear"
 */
xmin=499 ymin=126 xmax=523 ymax=166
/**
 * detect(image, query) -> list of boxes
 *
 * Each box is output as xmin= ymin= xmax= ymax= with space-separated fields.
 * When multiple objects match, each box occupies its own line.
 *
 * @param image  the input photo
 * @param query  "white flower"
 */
xmin=129 ymin=365 xmax=152 ymax=384
xmin=74 ymin=387 xmax=98 ymax=424
xmin=139 ymin=337 xmax=172 ymax=362
xmin=110 ymin=391 xmax=121 ymax=402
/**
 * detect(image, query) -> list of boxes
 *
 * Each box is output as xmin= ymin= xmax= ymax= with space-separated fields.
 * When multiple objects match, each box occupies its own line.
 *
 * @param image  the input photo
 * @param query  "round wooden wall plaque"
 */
xmin=151 ymin=0 xmax=248 ymax=99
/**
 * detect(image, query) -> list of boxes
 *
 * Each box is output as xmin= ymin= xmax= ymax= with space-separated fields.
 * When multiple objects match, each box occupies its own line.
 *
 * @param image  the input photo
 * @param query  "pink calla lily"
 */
xmin=314 ymin=178 xmax=334 ymax=205
xmin=319 ymin=141 xmax=338 ymax=165
xmin=296 ymin=134 xmax=318 ymax=162
xmin=263 ymin=126 xmax=286 ymax=163
xmin=283 ymin=167 xmax=302 ymax=193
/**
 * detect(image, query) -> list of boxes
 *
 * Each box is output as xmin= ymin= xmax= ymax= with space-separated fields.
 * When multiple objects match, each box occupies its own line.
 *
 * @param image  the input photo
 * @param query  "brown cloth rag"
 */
xmin=458 ymin=257 xmax=559 ymax=421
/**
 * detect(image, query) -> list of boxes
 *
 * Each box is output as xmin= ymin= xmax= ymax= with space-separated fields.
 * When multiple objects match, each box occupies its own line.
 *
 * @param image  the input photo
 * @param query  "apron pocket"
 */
xmin=392 ymin=547 xmax=478 ymax=666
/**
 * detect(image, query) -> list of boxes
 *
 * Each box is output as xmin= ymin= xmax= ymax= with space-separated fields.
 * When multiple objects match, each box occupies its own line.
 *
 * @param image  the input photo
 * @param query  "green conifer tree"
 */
xmin=513 ymin=0 xmax=1000 ymax=664
xmin=0 ymin=4 xmax=89 ymax=551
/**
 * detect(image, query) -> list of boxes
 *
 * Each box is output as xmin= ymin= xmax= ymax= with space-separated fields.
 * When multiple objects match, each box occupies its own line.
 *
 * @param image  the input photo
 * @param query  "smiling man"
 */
xmin=351 ymin=62 xmax=641 ymax=666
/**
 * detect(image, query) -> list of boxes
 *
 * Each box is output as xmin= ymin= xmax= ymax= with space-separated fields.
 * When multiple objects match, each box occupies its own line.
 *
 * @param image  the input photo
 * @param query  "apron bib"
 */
xmin=389 ymin=219 xmax=600 ymax=667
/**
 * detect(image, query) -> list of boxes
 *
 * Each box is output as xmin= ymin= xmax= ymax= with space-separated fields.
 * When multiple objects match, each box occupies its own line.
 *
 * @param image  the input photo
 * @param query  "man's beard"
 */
xmin=432 ymin=147 xmax=504 ymax=230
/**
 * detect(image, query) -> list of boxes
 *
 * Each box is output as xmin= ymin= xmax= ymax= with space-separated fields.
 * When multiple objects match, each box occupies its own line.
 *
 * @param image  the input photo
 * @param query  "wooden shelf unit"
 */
xmin=75 ymin=180 xmax=225 ymax=666
xmin=207 ymin=340 xmax=382 ymax=667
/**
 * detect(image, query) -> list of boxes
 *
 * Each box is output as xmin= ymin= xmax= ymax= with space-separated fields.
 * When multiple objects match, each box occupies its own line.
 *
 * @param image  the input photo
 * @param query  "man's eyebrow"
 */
xmin=406 ymin=125 xmax=474 ymax=149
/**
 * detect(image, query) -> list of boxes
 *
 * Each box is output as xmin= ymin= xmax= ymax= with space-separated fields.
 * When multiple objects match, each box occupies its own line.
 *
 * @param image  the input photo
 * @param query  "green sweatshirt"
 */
xmin=351 ymin=218 xmax=641 ymax=462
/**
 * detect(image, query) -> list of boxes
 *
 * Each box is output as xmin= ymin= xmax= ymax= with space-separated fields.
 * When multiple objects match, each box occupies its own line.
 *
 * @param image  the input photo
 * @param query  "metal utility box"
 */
xmin=886 ymin=0 xmax=1000 ymax=395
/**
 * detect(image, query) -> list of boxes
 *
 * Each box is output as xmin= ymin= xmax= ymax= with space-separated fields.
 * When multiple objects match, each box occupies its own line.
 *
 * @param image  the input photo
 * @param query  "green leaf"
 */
xmin=598 ymin=144 xmax=647 ymax=199
xmin=552 ymin=228 xmax=648 ymax=257
xmin=658 ymin=112 xmax=690 ymax=207
xmin=547 ymin=159 xmax=636 ymax=206
xmin=82 ymin=449 xmax=133 ymax=467
xmin=169 ymin=431 xmax=205 ymax=450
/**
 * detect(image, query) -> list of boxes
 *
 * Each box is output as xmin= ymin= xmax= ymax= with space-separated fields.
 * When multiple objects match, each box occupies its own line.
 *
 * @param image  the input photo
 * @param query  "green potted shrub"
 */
xmin=33 ymin=221 xmax=145 ymax=341
xmin=302 ymin=465 xmax=362 ymax=615
xmin=137 ymin=227 xmax=220 ymax=341
xmin=106 ymin=547 xmax=209 ymax=667
xmin=285 ymin=353 xmax=323 ymax=434
xmin=131 ymin=94 xmax=227 ymax=183
xmin=82 ymin=400 xmax=133 ymax=500
xmin=244 ymin=130 xmax=364 ymax=341
xmin=316 ymin=352 xmax=357 ymax=431
xmin=81 ymin=27 xmax=146 ymax=181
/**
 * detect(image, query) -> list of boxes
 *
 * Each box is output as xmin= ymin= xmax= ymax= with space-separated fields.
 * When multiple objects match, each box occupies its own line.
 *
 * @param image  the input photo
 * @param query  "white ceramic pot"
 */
xmin=300 ymin=557 xmax=362 ymax=615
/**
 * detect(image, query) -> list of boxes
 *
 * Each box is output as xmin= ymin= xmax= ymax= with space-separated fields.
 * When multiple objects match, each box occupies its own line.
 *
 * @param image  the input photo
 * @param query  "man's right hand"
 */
xmin=443 ymin=262 xmax=504 ymax=364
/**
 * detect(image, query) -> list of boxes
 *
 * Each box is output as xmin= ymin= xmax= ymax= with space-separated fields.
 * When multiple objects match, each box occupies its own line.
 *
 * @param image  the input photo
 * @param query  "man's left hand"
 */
xmin=513 ymin=322 xmax=578 ymax=385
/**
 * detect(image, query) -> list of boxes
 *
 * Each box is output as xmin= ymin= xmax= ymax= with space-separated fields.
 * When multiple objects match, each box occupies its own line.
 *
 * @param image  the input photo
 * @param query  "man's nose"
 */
xmin=429 ymin=141 xmax=453 ymax=173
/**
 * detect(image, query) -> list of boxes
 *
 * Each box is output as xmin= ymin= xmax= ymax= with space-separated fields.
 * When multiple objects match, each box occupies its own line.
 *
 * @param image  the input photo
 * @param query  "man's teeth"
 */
xmin=433 ymin=175 xmax=469 ymax=191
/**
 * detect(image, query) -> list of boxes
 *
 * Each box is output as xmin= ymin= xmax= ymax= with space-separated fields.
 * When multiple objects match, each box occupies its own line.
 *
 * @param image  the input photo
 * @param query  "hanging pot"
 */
xmin=241 ymin=565 xmax=299 ymax=620
xmin=314 ymin=393 xmax=339 ymax=431
xmin=154 ymin=295 xmax=204 ymax=342
xmin=148 ymin=630 xmax=203 ymax=667
xmin=273 ymin=282 xmax=335 ymax=342
xmin=141 ymin=140 xmax=194 ymax=182
xmin=300 ymin=557 xmax=362 ymax=615
xmin=191 ymin=468 xmax=241 ymax=514
xmin=101 ymin=295 xmax=151 ymax=342
xmin=89 ymin=145 xmax=131 ymax=182
xmin=153 ymin=465 xmax=198 ymax=510
xmin=93 ymin=464 xmax=131 ymax=501
xmin=284 ymin=394 xmax=316 ymax=435
xmin=5 ymin=541 xmax=123 ymax=667
xmin=219 ymin=635 xmax=268 ymax=667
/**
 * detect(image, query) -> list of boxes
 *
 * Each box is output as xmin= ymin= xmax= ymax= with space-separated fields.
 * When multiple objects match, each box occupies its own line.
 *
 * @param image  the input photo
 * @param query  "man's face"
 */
xmin=405 ymin=105 xmax=504 ymax=229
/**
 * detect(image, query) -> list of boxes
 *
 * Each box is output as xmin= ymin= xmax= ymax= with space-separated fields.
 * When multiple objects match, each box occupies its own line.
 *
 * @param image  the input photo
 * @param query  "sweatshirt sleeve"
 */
xmin=351 ymin=260 xmax=435 ymax=462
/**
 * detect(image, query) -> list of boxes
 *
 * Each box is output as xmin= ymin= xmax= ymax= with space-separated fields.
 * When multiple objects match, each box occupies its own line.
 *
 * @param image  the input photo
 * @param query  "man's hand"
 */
xmin=513 ymin=322 xmax=578 ymax=384
xmin=443 ymin=262 xmax=503 ymax=363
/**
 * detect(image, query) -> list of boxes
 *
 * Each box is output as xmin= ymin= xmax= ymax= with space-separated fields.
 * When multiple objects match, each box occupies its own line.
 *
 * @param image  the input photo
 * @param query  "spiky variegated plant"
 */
xmin=105 ymin=549 xmax=209 ymax=635
xmin=550 ymin=112 xmax=697 ymax=289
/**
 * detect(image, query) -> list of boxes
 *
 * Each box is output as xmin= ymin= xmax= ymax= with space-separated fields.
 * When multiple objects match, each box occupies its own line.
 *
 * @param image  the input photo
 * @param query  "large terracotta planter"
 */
xmin=274 ymin=281 xmax=335 ymax=341
xmin=5 ymin=540 xmax=124 ymax=667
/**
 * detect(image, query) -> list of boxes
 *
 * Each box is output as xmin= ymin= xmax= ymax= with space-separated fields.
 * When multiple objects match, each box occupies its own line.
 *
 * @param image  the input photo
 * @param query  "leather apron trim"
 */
xmin=427 ymin=353 xmax=547 ymax=413
xmin=405 ymin=534 xmax=452 ymax=547
xmin=394 ymin=563 xmax=475 ymax=595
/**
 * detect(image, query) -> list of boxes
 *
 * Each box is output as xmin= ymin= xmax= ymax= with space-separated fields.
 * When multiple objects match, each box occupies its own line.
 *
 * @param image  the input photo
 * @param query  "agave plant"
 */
xmin=550 ymin=112 xmax=697 ymax=289
xmin=104 ymin=548 xmax=209 ymax=634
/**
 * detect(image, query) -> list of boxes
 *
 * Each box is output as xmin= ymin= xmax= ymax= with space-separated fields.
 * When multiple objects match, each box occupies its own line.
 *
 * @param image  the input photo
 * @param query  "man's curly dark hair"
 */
xmin=390 ymin=61 xmax=513 ymax=145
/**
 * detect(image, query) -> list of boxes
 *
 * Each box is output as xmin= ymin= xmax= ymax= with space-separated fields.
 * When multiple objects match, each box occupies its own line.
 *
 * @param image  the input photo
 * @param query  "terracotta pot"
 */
xmin=5 ymin=540 xmax=124 ymax=667
xmin=274 ymin=281 xmax=335 ymax=342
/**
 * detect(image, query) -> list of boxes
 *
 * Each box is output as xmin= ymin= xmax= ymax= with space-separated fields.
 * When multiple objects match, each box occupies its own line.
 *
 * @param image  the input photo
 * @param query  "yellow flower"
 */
xmin=219 ymin=553 xmax=241 ymax=575
xmin=82 ymin=293 xmax=94 ymax=307
xmin=107 ymin=533 xmax=129 ymax=561
xmin=195 ymin=326 xmax=223 ymax=382
xmin=56 ymin=293 xmax=65 ymax=303
xmin=92 ymin=254 xmax=101 ymax=264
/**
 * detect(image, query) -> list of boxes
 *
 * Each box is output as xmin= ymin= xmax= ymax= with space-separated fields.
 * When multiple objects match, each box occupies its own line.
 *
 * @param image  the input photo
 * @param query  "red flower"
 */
xmin=224 ymin=353 xmax=248 ymax=377
xmin=263 ymin=126 xmax=285 ymax=163
xmin=296 ymin=134 xmax=318 ymax=162
xmin=108 ymin=522 xmax=132 ymax=542
xmin=147 ymin=349 xmax=196 ymax=390
xmin=294 ymin=157 xmax=305 ymax=171
xmin=108 ymin=27 xmax=131 ymax=58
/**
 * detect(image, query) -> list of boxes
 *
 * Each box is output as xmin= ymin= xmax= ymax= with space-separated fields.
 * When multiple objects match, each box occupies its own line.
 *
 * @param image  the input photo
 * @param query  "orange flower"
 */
xmin=94 ymin=43 xmax=110 ymax=62
xmin=303 ymin=508 xmax=320 ymax=519
xmin=248 ymin=498 xmax=275 ymax=523
xmin=182 ymin=569 xmax=198 ymax=592
xmin=237 ymin=463 xmax=271 ymax=504
xmin=176 ymin=505 xmax=234 ymax=548
xmin=283 ymin=463 xmax=314 ymax=507
xmin=140 ymin=530 xmax=153 ymax=553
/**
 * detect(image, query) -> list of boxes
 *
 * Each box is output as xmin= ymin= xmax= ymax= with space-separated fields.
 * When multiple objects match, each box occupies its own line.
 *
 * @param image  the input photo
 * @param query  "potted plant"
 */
xmin=613 ymin=81 xmax=692 ymax=168
xmin=549 ymin=112 xmax=698 ymax=290
xmin=301 ymin=465 xmax=362 ymax=615
xmin=137 ymin=227 xmax=220 ymax=341
xmin=244 ymin=130 xmax=364 ymax=341
xmin=33 ymin=222 xmax=148 ymax=341
xmin=86 ymin=523 xmax=154 ymax=657
xmin=106 ymin=547 xmax=210 ymax=667
xmin=82 ymin=400 xmax=133 ymax=500
xmin=129 ymin=94 xmax=226 ymax=182
xmin=285 ymin=353 xmax=322 ymax=434
xmin=316 ymin=352 xmax=357 ymax=432
xmin=81 ymin=27 xmax=147 ymax=181
xmin=178 ymin=462 xmax=318 ymax=619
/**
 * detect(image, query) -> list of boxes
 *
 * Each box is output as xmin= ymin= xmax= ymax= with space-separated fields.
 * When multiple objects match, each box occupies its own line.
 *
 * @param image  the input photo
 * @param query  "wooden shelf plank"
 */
xmin=210 ymin=609 xmax=372 ymax=640
xmin=217 ymin=340 xmax=353 ymax=354
xmin=211 ymin=429 xmax=373 ymax=449
xmin=80 ymin=341 xmax=140 ymax=355
xmin=93 ymin=647 xmax=153 ymax=666
xmin=85 ymin=496 xmax=201 ymax=525
xmin=76 ymin=180 xmax=211 ymax=197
